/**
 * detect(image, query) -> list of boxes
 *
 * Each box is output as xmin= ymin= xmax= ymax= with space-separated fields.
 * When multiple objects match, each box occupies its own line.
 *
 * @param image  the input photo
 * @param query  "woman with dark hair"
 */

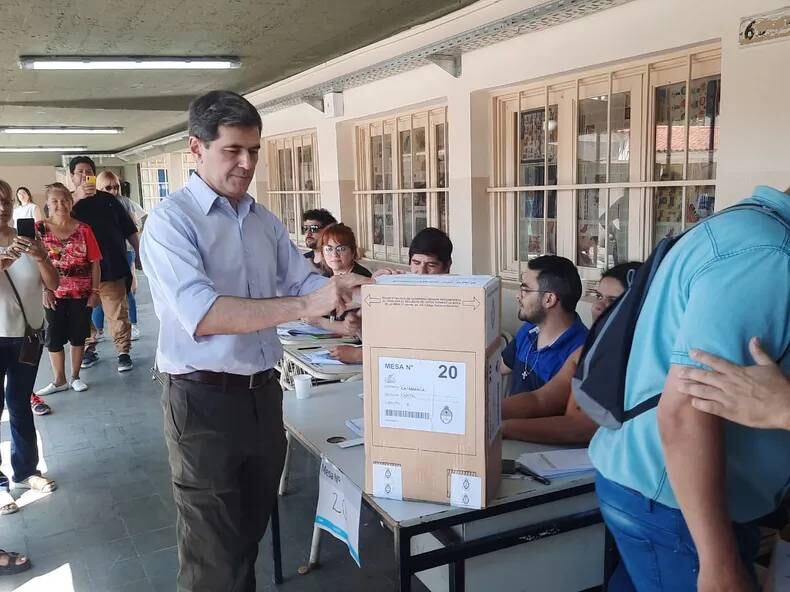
xmin=12 ymin=187 xmax=44 ymax=223
xmin=0 ymin=178 xmax=60 ymax=516
xmin=502 ymin=261 xmax=643 ymax=445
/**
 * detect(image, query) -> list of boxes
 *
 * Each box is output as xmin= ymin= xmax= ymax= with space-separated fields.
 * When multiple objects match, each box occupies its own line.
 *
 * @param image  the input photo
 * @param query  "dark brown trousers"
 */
xmin=162 ymin=372 xmax=286 ymax=592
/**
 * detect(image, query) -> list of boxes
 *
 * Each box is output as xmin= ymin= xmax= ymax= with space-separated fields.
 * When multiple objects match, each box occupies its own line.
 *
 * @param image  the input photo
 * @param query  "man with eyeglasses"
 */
xmin=499 ymin=255 xmax=587 ymax=396
xmin=301 ymin=208 xmax=337 ymax=273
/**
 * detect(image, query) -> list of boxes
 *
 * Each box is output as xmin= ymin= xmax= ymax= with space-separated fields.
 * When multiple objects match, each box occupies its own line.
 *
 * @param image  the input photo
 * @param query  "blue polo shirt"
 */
xmin=503 ymin=315 xmax=588 ymax=395
xmin=590 ymin=186 xmax=790 ymax=523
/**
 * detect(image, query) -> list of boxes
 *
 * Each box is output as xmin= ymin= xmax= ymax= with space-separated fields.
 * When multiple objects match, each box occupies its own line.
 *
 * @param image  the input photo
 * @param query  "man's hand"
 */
xmin=372 ymin=268 xmax=406 ymax=278
xmin=678 ymin=337 xmax=790 ymax=430
xmin=73 ymin=180 xmax=96 ymax=201
xmin=87 ymin=292 xmax=101 ymax=308
xmin=304 ymin=273 xmax=372 ymax=318
xmin=341 ymin=311 xmax=361 ymax=337
xmin=328 ymin=345 xmax=363 ymax=364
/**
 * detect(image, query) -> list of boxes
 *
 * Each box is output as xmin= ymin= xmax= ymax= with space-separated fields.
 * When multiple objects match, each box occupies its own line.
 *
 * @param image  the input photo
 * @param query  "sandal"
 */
xmin=0 ymin=549 xmax=31 ymax=575
xmin=0 ymin=491 xmax=18 ymax=516
xmin=14 ymin=475 xmax=57 ymax=493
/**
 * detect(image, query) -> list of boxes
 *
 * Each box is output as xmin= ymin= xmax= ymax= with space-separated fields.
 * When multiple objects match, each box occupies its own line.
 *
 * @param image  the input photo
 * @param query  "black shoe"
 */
xmin=81 ymin=350 xmax=99 ymax=369
xmin=118 ymin=354 xmax=133 ymax=373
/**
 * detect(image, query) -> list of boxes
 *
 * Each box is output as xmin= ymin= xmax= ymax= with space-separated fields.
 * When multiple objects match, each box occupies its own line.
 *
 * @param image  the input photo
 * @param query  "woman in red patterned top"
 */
xmin=35 ymin=183 xmax=102 ymax=396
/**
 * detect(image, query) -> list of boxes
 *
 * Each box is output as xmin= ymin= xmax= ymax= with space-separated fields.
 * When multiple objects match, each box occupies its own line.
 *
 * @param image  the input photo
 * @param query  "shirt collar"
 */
xmin=749 ymin=186 xmax=790 ymax=219
xmin=188 ymin=173 xmax=255 ymax=216
xmin=529 ymin=314 xmax=586 ymax=352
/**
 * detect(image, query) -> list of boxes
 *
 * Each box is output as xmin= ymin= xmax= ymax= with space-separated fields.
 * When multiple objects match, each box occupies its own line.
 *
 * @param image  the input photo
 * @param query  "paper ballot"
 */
xmin=517 ymin=449 xmax=594 ymax=479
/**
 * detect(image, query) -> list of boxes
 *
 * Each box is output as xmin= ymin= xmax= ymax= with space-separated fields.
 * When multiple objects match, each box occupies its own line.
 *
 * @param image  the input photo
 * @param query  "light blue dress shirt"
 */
xmin=140 ymin=174 xmax=327 ymax=375
xmin=590 ymin=186 xmax=790 ymax=523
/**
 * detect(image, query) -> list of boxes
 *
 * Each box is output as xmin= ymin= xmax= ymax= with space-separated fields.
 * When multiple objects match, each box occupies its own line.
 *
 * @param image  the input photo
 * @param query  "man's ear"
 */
xmin=188 ymin=136 xmax=205 ymax=163
xmin=543 ymin=291 xmax=559 ymax=309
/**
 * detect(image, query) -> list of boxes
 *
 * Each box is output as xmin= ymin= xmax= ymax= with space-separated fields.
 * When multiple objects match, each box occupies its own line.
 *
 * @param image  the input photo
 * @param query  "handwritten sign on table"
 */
xmin=315 ymin=458 xmax=362 ymax=566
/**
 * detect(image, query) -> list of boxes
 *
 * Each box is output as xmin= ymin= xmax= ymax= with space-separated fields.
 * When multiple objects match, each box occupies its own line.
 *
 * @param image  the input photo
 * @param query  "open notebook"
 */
xmin=516 ymin=449 xmax=594 ymax=479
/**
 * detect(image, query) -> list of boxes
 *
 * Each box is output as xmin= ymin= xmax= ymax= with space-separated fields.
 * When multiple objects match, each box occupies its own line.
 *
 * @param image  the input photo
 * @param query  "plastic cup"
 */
xmin=294 ymin=375 xmax=313 ymax=400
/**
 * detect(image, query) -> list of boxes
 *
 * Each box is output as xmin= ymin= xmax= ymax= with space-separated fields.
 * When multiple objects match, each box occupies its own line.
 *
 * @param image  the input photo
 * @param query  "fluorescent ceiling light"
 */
xmin=19 ymin=56 xmax=241 ymax=70
xmin=0 ymin=127 xmax=123 ymax=135
xmin=0 ymin=147 xmax=87 ymax=153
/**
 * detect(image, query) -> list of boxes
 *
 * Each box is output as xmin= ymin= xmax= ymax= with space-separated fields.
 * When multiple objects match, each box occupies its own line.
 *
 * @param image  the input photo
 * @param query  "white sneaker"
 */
xmin=35 ymin=382 xmax=69 ymax=396
xmin=71 ymin=378 xmax=88 ymax=392
xmin=95 ymin=330 xmax=104 ymax=342
xmin=131 ymin=325 xmax=141 ymax=341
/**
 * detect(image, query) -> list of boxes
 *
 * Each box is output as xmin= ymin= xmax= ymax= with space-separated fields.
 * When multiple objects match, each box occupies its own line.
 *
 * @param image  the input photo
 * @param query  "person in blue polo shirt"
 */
xmin=500 ymin=255 xmax=587 ymax=395
xmin=590 ymin=185 xmax=790 ymax=592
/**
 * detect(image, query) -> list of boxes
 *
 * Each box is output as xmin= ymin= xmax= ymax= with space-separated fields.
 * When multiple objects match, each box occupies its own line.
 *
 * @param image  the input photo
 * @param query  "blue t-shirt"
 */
xmin=502 ymin=315 xmax=588 ymax=394
xmin=590 ymin=186 xmax=790 ymax=523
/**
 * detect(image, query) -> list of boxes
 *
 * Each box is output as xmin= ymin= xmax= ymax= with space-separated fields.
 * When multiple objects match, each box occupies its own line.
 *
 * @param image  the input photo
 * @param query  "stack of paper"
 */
xmin=277 ymin=321 xmax=337 ymax=337
xmin=345 ymin=417 xmax=364 ymax=437
xmin=302 ymin=349 xmax=346 ymax=366
xmin=517 ymin=448 xmax=594 ymax=479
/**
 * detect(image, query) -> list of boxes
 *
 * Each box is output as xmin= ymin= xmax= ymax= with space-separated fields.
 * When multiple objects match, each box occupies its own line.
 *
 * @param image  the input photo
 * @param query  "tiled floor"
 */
xmin=1 ymin=274 xmax=426 ymax=592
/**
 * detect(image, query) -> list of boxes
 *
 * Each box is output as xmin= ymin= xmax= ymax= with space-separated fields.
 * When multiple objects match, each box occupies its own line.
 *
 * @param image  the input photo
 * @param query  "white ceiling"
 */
xmin=0 ymin=0 xmax=476 ymax=165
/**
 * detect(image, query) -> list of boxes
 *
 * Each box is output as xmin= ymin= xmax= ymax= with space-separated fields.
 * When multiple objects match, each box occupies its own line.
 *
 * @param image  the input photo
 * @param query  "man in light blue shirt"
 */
xmin=141 ymin=90 xmax=370 ymax=592
xmin=590 ymin=186 xmax=790 ymax=591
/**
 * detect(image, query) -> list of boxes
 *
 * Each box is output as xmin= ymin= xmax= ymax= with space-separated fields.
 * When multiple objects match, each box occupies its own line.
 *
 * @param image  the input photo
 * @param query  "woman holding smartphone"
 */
xmin=35 ymin=183 xmax=102 ymax=397
xmin=0 ymin=179 xmax=60 ymax=516
xmin=12 ymin=186 xmax=44 ymax=224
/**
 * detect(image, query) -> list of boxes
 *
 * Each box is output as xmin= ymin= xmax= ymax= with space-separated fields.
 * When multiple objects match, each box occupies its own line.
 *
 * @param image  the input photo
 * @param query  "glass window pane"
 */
xmin=298 ymin=145 xmax=315 ymax=190
xmin=436 ymin=123 xmax=447 ymax=189
xmin=400 ymin=130 xmax=413 ymax=189
xmin=518 ymin=190 xmax=556 ymax=259
xmin=371 ymin=135 xmax=383 ymax=190
xmin=687 ymin=76 xmax=721 ymax=180
xmin=519 ymin=105 xmax=558 ymax=186
xmin=607 ymin=189 xmax=629 ymax=267
xmin=576 ymin=189 xmax=605 ymax=268
xmin=300 ymin=193 xmax=317 ymax=213
xmin=372 ymin=195 xmax=394 ymax=248
xmin=610 ymin=92 xmax=631 ymax=183
xmin=685 ymin=185 xmax=716 ymax=229
xmin=577 ymin=96 xmax=609 ymax=184
xmin=653 ymin=187 xmax=684 ymax=246
xmin=437 ymin=193 xmax=448 ymax=232
xmin=278 ymin=148 xmax=294 ymax=191
xmin=654 ymin=82 xmax=686 ymax=181
xmin=401 ymin=193 xmax=413 ymax=249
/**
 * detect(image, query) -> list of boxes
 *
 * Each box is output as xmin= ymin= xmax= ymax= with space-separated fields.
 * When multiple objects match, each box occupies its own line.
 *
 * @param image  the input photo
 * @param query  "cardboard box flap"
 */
xmin=374 ymin=274 xmax=497 ymax=288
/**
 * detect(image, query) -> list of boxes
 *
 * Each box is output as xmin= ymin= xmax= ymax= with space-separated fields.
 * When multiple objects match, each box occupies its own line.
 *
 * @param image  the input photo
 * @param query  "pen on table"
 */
xmin=515 ymin=462 xmax=551 ymax=486
xmin=299 ymin=346 xmax=322 ymax=351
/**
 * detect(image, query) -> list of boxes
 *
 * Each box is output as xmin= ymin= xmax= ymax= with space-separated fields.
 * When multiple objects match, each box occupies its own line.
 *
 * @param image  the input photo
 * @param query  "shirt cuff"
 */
xmin=179 ymin=288 xmax=220 ymax=342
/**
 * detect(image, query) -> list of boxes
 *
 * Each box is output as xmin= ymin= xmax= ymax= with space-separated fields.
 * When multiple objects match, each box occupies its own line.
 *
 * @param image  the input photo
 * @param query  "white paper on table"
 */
xmin=378 ymin=357 xmax=466 ymax=435
xmin=277 ymin=321 xmax=337 ymax=336
xmin=372 ymin=462 xmax=403 ymax=501
xmin=345 ymin=417 xmax=364 ymax=437
xmin=302 ymin=349 xmax=347 ymax=366
xmin=450 ymin=473 xmax=482 ymax=509
xmin=517 ymin=449 xmax=593 ymax=478
xmin=315 ymin=458 xmax=362 ymax=566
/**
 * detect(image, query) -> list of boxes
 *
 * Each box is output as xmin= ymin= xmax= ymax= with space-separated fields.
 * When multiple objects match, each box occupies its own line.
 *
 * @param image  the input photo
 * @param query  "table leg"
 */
xmin=449 ymin=560 xmax=465 ymax=592
xmin=308 ymin=523 xmax=322 ymax=568
xmin=279 ymin=430 xmax=293 ymax=496
xmin=397 ymin=528 xmax=412 ymax=592
xmin=271 ymin=498 xmax=283 ymax=585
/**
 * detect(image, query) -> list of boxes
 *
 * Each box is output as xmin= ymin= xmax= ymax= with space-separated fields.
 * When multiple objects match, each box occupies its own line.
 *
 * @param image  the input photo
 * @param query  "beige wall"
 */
xmin=0 ymin=166 xmax=57 ymax=207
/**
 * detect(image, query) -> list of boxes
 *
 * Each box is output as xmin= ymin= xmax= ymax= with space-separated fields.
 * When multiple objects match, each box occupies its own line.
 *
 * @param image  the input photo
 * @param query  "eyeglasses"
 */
xmin=323 ymin=245 xmax=350 ymax=255
xmin=519 ymin=284 xmax=549 ymax=295
xmin=302 ymin=224 xmax=322 ymax=234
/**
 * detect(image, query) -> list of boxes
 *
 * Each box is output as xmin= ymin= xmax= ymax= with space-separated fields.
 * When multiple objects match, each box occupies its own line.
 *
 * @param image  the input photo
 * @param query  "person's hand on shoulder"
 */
xmin=678 ymin=337 xmax=790 ymax=430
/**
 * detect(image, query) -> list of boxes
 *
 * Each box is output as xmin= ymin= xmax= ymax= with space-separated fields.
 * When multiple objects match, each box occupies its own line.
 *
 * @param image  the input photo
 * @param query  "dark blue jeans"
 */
xmin=0 ymin=338 xmax=42 ymax=491
xmin=596 ymin=472 xmax=759 ymax=592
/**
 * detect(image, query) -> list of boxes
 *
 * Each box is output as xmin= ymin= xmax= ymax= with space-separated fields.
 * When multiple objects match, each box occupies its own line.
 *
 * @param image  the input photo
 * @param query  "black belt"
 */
xmin=171 ymin=368 xmax=278 ymax=390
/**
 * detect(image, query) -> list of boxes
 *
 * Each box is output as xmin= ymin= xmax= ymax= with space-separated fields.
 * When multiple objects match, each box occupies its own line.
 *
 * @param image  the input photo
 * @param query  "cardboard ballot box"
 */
xmin=362 ymin=275 xmax=503 ymax=508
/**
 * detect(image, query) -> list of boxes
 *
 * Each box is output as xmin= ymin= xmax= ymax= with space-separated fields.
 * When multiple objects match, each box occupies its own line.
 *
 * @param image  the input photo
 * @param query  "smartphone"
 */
xmin=16 ymin=217 xmax=36 ymax=239
xmin=85 ymin=175 xmax=96 ymax=185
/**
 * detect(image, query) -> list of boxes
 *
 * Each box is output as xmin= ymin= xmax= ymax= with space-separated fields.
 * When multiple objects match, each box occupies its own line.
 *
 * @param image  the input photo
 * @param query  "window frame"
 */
xmin=353 ymin=106 xmax=449 ymax=264
xmin=489 ymin=45 xmax=721 ymax=282
xmin=264 ymin=130 xmax=321 ymax=245
xmin=140 ymin=155 xmax=170 ymax=211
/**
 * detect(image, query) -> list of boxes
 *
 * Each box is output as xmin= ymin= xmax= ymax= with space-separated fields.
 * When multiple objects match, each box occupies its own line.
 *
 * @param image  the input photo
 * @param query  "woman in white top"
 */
xmin=12 ymin=187 xmax=44 ymax=224
xmin=0 ymin=179 xmax=59 ymax=516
